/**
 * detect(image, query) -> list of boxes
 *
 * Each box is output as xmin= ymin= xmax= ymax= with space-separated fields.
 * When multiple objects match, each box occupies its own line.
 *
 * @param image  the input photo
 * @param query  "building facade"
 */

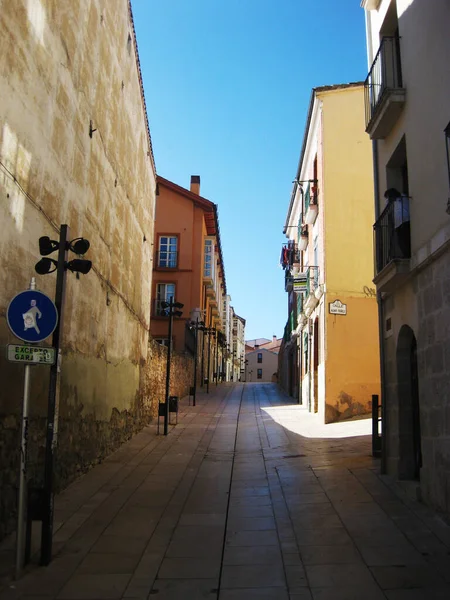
xmin=362 ymin=0 xmax=450 ymax=514
xmin=151 ymin=175 xmax=227 ymax=385
xmin=0 ymin=0 xmax=157 ymax=539
xmin=280 ymin=83 xmax=380 ymax=423
xmin=232 ymin=314 xmax=246 ymax=381
xmin=246 ymin=347 xmax=278 ymax=383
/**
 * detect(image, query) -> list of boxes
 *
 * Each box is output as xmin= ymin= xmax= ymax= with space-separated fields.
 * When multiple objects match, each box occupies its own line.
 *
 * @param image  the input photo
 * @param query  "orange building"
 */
xmin=151 ymin=175 xmax=227 ymax=381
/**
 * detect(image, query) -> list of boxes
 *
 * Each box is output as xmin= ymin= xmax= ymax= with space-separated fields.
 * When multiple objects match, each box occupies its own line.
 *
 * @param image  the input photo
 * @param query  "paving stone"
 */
xmin=223 ymin=545 xmax=282 ymax=566
xmin=219 ymin=588 xmax=289 ymax=599
xmin=157 ymin=557 xmax=220 ymax=579
xmin=77 ymin=552 xmax=141 ymax=574
xmin=305 ymin=563 xmax=375 ymax=588
xmin=57 ymin=574 xmax=131 ymax=599
xmin=147 ymin=578 xmax=218 ymax=599
xmin=310 ymin=586 xmax=385 ymax=600
xmin=226 ymin=516 xmax=276 ymax=531
xmin=225 ymin=530 xmax=279 ymax=547
xmin=298 ymin=544 xmax=362 ymax=565
xmin=221 ymin=564 xmax=286 ymax=588
xmin=370 ymin=564 xmax=445 ymax=589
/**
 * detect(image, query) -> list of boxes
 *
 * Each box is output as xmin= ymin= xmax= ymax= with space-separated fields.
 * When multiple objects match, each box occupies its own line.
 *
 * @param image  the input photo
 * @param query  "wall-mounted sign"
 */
xmin=293 ymin=274 xmax=308 ymax=293
xmin=329 ymin=300 xmax=347 ymax=315
xmin=7 ymin=344 xmax=56 ymax=365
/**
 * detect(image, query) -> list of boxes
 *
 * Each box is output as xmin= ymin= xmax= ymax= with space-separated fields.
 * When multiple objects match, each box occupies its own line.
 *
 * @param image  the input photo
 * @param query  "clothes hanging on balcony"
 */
xmin=280 ymin=240 xmax=298 ymax=270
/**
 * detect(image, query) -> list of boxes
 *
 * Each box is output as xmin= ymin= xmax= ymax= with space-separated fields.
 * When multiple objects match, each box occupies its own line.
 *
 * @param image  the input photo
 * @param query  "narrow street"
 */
xmin=2 ymin=383 xmax=450 ymax=600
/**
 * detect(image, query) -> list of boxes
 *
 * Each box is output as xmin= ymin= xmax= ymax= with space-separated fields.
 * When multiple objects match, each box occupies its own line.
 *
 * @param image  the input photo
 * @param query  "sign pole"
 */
xmin=41 ymin=225 xmax=69 ymax=565
xmin=15 ymin=278 xmax=36 ymax=578
xmin=193 ymin=318 xmax=198 ymax=407
xmin=164 ymin=298 xmax=174 ymax=436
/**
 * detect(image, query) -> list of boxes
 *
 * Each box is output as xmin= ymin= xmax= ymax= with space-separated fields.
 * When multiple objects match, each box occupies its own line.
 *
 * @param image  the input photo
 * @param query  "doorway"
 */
xmin=396 ymin=325 xmax=422 ymax=480
xmin=313 ymin=318 xmax=319 ymax=413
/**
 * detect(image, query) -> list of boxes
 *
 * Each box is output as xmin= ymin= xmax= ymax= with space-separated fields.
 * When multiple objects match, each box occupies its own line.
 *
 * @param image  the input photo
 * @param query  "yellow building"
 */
xmin=281 ymin=83 xmax=380 ymax=423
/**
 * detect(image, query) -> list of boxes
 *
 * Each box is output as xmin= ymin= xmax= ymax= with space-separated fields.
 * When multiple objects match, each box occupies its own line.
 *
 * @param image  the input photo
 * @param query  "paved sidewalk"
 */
xmin=1 ymin=383 xmax=450 ymax=599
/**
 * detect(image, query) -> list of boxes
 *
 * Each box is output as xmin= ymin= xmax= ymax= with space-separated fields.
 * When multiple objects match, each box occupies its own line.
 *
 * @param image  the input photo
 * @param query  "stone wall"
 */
xmin=0 ymin=1 xmax=156 ymax=540
xmin=416 ymin=248 xmax=450 ymax=514
xmin=142 ymin=339 xmax=195 ymax=420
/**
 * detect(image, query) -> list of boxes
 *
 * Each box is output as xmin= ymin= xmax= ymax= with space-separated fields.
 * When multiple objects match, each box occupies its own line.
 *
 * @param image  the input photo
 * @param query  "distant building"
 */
xmin=151 ymin=175 xmax=227 ymax=385
xmin=245 ymin=347 xmax=278 ymax=383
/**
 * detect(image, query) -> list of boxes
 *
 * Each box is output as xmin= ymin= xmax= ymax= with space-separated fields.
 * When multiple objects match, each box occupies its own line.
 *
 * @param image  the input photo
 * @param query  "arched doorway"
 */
xmin=396 ymin=325 xmax=422 ymax=480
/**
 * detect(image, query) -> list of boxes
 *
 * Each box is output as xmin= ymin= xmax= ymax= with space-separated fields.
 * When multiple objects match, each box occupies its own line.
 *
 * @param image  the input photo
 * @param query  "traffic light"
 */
xmin=35 ymin=234 xmax=92 ymax=276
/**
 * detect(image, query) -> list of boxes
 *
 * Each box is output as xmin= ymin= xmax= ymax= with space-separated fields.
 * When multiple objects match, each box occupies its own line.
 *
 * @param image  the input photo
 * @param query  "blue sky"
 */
xmin=131 ymin=0 xmax=368 ymax=341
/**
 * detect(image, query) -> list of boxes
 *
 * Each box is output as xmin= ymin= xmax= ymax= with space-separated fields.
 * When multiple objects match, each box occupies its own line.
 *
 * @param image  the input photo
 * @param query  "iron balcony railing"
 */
xmin=374 ymin=195 xmax=411 ymax=273
xmin=155 ymin=251 xmax=178 ymax=268
xmin=364 ymin=36 xmax=403 ymax=128
xmin=306 ymin=266 xmax=319 ymax=298
xmin=304 ymin=182 xmax=318 ymax=215
xmin=285 ymin=270 xmax=293 ymax=292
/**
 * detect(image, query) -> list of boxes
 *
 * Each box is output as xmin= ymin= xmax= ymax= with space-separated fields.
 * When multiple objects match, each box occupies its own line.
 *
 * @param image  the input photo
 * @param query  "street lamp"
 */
xmin=188 ymin=308 xmax=204 ymax=407
xmin=203 ymin=326 xmax=216 ymax=393
xmin=161 ymin=297 xmax=183 ymax=435
xmin=35 ymin=225 xmax=92 ymax=567
xmin=215 ymin=331 xmax=222 ymax=386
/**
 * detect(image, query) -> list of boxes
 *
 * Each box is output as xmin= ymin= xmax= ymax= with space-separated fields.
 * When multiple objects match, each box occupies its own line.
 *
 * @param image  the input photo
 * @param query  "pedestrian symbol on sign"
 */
xmin=23 ymin=299 xmax=42 ymax=334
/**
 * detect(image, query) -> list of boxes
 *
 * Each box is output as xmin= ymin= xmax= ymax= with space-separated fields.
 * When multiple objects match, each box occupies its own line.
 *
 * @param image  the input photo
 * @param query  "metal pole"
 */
xmin=164 ymin=299 xmax=174 ymax=435
xmin=372 ymin=394 xmax=380 ymax=457
xmin=215 ymin=331 xmax=219 ymax=386
xmin=41 ymin=224 xmax=69 ymax=566
xmin=206 ymin=330 xmax=211 ymax=394
xmin=15 ymin=277 xmax=36 ymax=579
xmin=200 ymin=327 xmax=205 ymax=387
xmin=192 ymin=318 xmax=198 ymax=407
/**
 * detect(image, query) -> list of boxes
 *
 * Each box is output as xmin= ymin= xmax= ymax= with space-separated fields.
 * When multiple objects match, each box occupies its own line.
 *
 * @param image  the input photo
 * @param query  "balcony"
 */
xmin=304 ymin=182 xmax=318 ymax=225
xmin=285 ymin=271 xmax=293 ymax=292
xmin=364 ymin=36 xmax=406 ymax=139
xmin=373 ymin=196 xmax=411 ymax=293
xmin=155 ymin=251 xmax=178 ymax=269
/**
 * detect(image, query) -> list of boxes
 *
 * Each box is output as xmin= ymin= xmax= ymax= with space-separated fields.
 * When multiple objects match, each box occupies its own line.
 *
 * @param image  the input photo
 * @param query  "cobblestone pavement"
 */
xmin=1 ymin=383 xmax=450 ymax=599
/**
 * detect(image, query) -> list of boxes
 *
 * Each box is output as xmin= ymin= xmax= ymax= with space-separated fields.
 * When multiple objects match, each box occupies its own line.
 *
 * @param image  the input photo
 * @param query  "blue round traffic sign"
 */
xmin=7 ymin=290 xmax=58 ymax=343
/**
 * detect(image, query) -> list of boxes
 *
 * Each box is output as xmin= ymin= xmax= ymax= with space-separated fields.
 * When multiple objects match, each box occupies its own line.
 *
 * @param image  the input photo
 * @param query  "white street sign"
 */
xmin=7 ymin=344 xmax=56 ymax=365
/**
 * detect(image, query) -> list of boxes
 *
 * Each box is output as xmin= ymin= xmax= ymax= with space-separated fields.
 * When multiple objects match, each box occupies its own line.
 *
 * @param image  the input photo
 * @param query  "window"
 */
xmin=155 ymin=283 xmax=175 ymax=315
xmin=204 ymin=238 xmax=214 ymax=279
xmin=158 ymin=236 xmax=177 ymax=268
xmin=257 ymin=369 xmax=262 ymax=379
xmin=155 ymin=338 xmax=169 ymax=347
xmin=257 ymin=353 xmax=262 ymax=364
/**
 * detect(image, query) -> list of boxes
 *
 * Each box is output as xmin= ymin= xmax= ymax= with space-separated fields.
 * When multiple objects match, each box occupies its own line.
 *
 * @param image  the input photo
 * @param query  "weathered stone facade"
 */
xmin=0 ymin=1 xmax=157 ymax=540
xmin=416 ymin=249 xmax=450 ymax=514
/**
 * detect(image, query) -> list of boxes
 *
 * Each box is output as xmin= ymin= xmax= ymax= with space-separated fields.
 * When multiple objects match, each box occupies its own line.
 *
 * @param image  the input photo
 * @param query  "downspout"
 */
xmin=364 ymin=6 xmax=388 ymax=474
xmin=298 ymin=334 xmax=302 ymax=404
xmin=373 ymin=139 xmax=388 ymax=474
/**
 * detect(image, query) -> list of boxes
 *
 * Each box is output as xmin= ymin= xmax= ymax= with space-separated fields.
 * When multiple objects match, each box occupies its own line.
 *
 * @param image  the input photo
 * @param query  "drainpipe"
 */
xmin=308 ymin=320 xmax=313 ymax=412
xmin=298 ymin=334 xmax=302 ymax=404
xmin=373 ymin=138 xmax=388 ymax=474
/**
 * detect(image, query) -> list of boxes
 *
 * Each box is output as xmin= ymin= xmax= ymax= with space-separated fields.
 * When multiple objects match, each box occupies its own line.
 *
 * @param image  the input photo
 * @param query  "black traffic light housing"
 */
xmin=35 ymin=235 xmax=92 ymax=276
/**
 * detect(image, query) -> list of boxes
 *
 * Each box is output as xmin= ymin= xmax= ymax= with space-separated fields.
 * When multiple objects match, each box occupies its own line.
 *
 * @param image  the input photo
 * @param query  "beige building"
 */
xmin=246 ymin=347 xmax=278 ymax=383
xmin=362 ymin=0 xmax=450 ymax=514
xmin=0 ymin=0 xmax=156 ymax=539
